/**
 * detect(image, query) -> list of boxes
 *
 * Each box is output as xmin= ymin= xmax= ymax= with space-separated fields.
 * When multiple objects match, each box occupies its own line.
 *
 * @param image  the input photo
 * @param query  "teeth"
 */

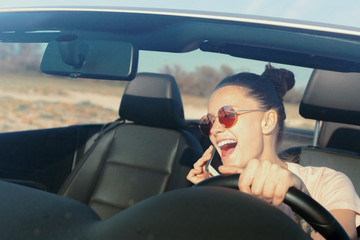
xmin=218 ymin=140 xmax=237 ymax=148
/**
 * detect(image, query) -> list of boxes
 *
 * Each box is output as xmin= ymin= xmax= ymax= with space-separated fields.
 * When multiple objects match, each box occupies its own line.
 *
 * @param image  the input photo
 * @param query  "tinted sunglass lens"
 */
xmin=218 ymin=106 xmax=236 ymax=127
xmin=199 ymin=116 xmax=212 ymax=136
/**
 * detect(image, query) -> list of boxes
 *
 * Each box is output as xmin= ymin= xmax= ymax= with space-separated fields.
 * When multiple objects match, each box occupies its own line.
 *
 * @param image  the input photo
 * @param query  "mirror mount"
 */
xmin=57 ymin=35 xmax=87 ymax=69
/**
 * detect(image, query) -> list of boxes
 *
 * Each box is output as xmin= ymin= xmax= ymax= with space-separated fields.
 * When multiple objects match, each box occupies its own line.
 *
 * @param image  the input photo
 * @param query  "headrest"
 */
xmin=119 ymin=73 xmax=185 ymax=129
xmin=300 ymin=70 xmax=360 ymax=126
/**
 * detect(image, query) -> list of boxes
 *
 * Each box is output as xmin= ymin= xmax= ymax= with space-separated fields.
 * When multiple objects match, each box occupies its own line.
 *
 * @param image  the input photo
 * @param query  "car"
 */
xmin=0 ymin=6 xmax=359 ymax=240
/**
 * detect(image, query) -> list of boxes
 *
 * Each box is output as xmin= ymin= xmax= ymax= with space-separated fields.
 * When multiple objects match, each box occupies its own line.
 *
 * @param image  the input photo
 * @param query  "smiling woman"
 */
xmin=187 ymin=65 xmax=360 ymax=239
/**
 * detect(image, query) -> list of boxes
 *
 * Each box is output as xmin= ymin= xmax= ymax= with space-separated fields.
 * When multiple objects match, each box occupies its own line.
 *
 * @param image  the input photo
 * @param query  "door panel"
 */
xmin=0 ymin=124 xmax=102 ymax=193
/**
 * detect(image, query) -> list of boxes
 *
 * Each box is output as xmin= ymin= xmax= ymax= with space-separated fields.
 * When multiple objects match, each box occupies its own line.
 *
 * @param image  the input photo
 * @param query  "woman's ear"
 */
xmin=261 ymin=110 xmax=278 ymax=135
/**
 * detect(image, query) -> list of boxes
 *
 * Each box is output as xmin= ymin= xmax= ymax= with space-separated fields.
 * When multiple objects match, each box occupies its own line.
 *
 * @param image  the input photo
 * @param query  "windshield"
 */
xmin=0 ymin=42 xmax=314 ymax=133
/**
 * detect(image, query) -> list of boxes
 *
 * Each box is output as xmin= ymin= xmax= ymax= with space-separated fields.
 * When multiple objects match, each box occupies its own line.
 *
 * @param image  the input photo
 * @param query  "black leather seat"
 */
xmin=58 ymin=73 xmax=203 ymax=219
xmin=318 ymin=122 xmax=360 ymax=155
xmin=279 ymin=69 xmax=360 ymax=195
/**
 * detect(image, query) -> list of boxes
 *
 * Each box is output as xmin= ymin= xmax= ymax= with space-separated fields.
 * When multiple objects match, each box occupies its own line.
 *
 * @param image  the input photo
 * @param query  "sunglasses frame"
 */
xmin=199 ymin=106 xmax=265 ymax=136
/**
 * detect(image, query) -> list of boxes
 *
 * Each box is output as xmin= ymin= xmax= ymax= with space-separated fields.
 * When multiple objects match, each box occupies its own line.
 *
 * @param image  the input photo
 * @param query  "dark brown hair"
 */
xmin=214 ymin=64 xmax=295 ymax=143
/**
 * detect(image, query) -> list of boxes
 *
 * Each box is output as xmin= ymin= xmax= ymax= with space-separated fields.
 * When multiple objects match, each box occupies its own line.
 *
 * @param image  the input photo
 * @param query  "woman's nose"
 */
xmin=210 ymin=118 xmax=225 ymax=135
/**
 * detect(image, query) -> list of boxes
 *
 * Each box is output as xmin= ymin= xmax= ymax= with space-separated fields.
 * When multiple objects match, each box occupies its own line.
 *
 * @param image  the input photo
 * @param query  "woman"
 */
xmin=187 ymin=64 xmax=360 ymax=239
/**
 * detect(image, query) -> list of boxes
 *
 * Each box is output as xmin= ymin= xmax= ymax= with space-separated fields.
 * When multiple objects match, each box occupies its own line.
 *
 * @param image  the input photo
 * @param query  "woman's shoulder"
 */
xmin=287 ymin=163 xmax=360 ymax=227
xmin=287 ymin=162 xmax=359 ymax=203
xmin=286 ymin=162 xmax=343 ymax=180
xmin=286 ymin=162 xmax=355 ymax=196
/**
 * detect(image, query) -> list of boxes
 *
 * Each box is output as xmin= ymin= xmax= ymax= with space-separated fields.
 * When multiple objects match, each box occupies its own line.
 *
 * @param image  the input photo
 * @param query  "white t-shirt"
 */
xmin=287 ymin=162 xmax=360 ymax=227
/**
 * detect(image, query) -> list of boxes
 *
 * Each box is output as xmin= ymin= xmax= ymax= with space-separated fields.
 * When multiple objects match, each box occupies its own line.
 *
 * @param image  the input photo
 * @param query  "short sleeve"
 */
xmin=316 ymin=169 xmax=360 ymax=214
xmin=287 ymin=163 xmax=360 ymax=227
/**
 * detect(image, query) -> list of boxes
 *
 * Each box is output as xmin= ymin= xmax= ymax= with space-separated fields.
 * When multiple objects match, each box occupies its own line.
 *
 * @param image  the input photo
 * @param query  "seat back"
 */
xmin=59 ymin=73 xmax=203 ymax=219
xmin=318 ymin=122 xmax=360 ymax=155
xmin=280 ymin=69 xmax=360 ymax=194
xmin=300 ymin=70 xmax=360 ymax=125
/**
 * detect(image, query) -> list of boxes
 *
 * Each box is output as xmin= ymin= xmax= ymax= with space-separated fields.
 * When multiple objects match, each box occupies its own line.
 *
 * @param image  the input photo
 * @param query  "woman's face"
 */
xmin=208 ymin=85 xmax=266 ymax=168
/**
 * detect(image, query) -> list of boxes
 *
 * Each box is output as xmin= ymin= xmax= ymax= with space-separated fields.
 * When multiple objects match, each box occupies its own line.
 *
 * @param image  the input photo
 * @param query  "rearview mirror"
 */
xmin=41 ymin=35 xmax=138 ymax=80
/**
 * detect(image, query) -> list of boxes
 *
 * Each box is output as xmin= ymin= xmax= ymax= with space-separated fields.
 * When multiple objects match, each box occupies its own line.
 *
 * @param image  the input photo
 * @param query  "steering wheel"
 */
xmin=194 ymin=174 xmax=350 ymax=240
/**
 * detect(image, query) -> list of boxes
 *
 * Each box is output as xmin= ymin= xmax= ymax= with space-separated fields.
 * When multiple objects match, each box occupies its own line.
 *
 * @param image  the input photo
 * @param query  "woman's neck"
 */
xmin=259 ymin=135 xmax=287 ymax=168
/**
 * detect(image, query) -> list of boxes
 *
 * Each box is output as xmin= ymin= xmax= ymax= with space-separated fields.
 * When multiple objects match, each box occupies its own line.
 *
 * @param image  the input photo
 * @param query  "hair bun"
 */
xmin=260 ymin=64 xmax=295 ymax=98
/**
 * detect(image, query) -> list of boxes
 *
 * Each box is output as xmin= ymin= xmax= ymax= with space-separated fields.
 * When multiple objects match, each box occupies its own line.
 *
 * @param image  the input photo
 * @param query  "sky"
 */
xmin=1 ymin=0 xmax=360 ymax=28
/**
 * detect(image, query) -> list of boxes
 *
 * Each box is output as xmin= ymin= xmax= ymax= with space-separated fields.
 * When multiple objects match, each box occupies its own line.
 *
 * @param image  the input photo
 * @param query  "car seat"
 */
xmin=279 ymin=69 xmax=360 ymax=195
xmin=318 ymin=121 xmax=360 ymax=155
xmin=58 ymin=73 xmax=203 ymax=219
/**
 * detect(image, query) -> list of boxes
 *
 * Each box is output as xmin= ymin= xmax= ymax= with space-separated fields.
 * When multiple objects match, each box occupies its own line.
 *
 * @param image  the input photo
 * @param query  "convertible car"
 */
xmin=0 ymin=6 xmax=359 ymax=240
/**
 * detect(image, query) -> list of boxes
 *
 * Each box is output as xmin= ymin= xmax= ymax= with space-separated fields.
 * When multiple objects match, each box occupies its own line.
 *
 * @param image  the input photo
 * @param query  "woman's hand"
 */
xmin=186 ymin=146 xmax=214 ymax=184
xmin=218 ymin=158 xmax=307 ymax=206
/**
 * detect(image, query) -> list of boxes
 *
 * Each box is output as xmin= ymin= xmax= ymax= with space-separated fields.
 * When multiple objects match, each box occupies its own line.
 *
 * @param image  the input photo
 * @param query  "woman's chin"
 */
xmin=221 ymin=154 xmax=237 ymax=166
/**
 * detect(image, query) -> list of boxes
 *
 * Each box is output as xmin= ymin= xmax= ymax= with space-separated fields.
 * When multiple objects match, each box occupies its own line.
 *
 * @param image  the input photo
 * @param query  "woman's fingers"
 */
xmin=238 ymin=159 xmax=259 ymax=195
xmin=272 ymin=168 xmax=293 ymax=206
xmin=193 ymin=145 xmax=213 ymax=168
xmin=262 ymin=164 xmax=279 ymax=201
xmin=187 ymin=166 xmax=202 ymax=184
xmin=187 ymin=146 xmax=214 ymax=184
xmin=235 ymin=159 xmax=302 ymax=206
xmin=186 ymin=168 xmax=210 ymax=183
xmin=251 ymin=160 xmax=272 ymax=197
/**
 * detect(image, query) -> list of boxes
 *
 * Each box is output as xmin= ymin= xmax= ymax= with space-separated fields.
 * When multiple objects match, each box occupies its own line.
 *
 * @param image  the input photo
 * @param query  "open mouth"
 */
xmin=218 ymin=140 xmax=237 ymax=160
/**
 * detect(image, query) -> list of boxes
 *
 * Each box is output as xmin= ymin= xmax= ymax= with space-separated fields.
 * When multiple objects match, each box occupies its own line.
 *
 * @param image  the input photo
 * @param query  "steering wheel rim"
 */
xmin=194 ymin=174 xmax=350 ymax=240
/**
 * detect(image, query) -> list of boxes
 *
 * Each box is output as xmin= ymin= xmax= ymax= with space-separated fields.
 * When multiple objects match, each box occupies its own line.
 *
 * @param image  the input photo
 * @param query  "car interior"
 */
xmin=0 ymin=8 xmax=359 ymax=240
xmin=1 ymin=67 xmax=357 ymax=239
xmin=318 ymin=122 xmax=360 ymax=155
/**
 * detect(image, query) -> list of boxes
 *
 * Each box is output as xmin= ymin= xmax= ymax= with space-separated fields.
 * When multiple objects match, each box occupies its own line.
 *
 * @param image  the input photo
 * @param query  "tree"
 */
xmin=159 ymin=64 xmax=234 ymax=97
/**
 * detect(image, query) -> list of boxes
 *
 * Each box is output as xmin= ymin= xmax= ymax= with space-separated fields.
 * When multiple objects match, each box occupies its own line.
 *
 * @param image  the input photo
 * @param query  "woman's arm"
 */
xmin=219 ymin=160 xmax=359 ymax=239
xmin=330 ymin=209 xmax=357 ymax=240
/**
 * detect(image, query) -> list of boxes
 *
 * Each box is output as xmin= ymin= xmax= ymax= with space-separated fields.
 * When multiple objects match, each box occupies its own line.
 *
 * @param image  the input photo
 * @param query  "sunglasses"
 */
xmin=199 ymin=106 xmax=264 ymax=136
